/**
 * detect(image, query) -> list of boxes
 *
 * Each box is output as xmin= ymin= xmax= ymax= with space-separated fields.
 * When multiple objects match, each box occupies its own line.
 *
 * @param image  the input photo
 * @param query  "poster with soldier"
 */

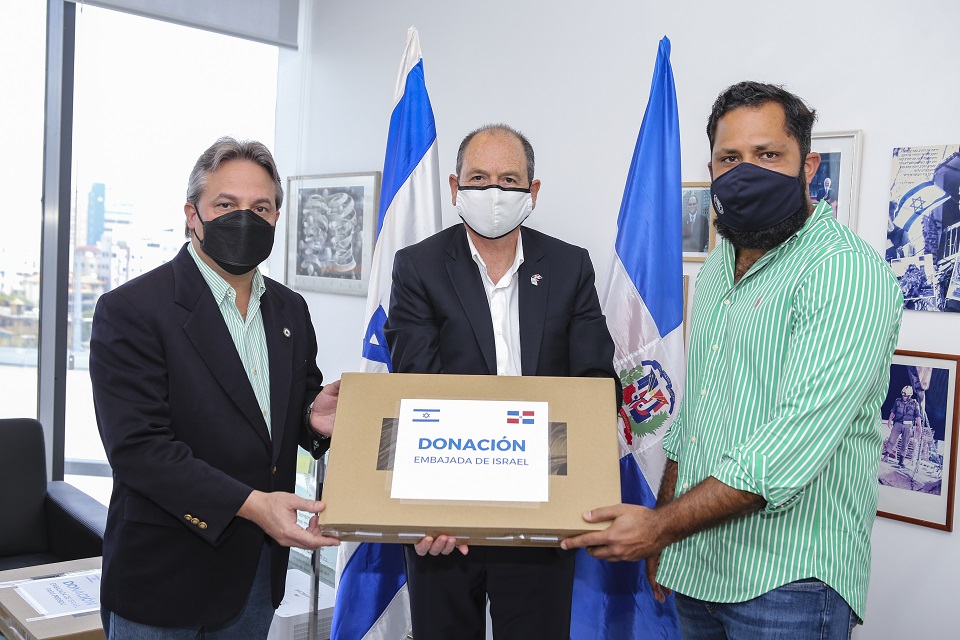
xmin=877 ymin=351 xmax=960 ymax=531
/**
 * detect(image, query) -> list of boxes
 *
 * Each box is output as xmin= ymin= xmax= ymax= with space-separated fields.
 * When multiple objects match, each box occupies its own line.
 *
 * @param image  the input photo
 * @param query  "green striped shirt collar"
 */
xmin=717 ymin=199 xmax=834 ymax=280
xmin=187 ymin=242 xmax=266 ymax=307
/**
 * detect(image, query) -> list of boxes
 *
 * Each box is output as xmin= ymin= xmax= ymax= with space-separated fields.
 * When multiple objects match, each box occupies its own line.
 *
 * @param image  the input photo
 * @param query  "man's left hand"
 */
xmin=560 ymin=503 xmax=665 ymax=562
xmin=413 ymin=534 xmax=469 ymax=557
xmin=309 ymin=379 xmax=340 ymax=438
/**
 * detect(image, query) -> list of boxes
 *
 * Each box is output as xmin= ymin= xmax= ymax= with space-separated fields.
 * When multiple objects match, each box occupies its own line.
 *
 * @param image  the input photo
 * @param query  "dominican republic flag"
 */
xmin=331 ymin=26 xmax=441 ymax=640
xmin=570 ymin=36 xmax=683 ymax=639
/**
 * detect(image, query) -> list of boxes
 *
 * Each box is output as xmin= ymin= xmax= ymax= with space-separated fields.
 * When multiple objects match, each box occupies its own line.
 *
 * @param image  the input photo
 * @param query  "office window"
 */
xmin=65 ymin=5 xmax=279 ymax=503
xmin=0 ymin=3 xmax=46 ymax=420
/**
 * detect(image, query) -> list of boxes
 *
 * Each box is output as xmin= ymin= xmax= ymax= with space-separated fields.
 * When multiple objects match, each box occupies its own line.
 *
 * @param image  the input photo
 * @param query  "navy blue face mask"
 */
xmin=710 ymin=163 xmax=807 ymax=232
xmin=193 ymin=208 xmax=275 ymax=275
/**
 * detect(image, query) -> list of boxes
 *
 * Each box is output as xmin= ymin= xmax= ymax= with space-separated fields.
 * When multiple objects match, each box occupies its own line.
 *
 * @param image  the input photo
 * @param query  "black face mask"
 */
xmin=193 ymin=208 xmax=275 ymax=275
xmin=710 ymin=162 xmax=807 ymax=232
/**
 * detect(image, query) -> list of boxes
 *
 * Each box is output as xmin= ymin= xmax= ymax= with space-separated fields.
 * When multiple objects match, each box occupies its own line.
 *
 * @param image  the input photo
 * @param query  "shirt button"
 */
xmin=723 ymin=299 xmax=731 ymax=306
xmin=253 ymin=368 xmax=258 ymax=375
xmin=712 ymin=344 xmax=719 ymax=351
xmin=262 ymin=409 xmax=267 ymax=417
xmin=682 ymin=483 xmax=690 ymax=490
xmin=496 ymin=330 xmax=502 ymax=336
xmin=691 ymin=436 xmax=697 ymax=444
xmin=700 ymin=389 xmax=707 ymax=396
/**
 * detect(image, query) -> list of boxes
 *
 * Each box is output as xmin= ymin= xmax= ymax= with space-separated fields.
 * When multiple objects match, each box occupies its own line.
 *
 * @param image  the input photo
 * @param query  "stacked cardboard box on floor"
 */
xmin=0 ymin=557 xmax=104 ymax=640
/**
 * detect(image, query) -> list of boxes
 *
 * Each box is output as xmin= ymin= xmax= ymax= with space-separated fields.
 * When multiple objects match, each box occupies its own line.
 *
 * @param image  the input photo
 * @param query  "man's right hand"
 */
xmin=413 ymin=534 xmax=469 ymax=557
xmin=238 ymin=490 xmax=340 ymax=550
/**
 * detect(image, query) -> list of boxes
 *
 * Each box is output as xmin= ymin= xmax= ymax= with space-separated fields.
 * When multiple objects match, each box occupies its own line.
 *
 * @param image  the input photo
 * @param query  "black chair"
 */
xmin=0 ymin=418 xmax=108 ymax=571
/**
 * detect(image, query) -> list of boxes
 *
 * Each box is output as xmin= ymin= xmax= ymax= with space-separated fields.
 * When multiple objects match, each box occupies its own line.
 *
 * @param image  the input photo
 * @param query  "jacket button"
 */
xmin=199 ymin=522 xmax=208 ymax=530
xmin=184 ymin=514 xmax=192 ymax=521
xmin=191 ymin=518 xmax=199 ymax=525
xmin=272 ymin=466 xmax=277 ymax=475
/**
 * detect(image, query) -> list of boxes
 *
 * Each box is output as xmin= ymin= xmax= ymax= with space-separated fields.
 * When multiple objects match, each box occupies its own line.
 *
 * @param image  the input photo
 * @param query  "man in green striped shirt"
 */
xmin=563 ymin=82 xmax=902 ymax=638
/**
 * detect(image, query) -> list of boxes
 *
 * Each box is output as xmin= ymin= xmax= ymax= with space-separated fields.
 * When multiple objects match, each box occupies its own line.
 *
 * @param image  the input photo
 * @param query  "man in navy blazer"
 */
xmin=90 ymin=138 xmax=340 ymax=638
xmin=384 ymin=124 xmax=619 ymax=639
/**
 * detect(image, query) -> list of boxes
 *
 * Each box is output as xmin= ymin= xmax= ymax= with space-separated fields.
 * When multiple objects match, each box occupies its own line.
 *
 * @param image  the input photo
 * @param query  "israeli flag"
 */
xmin=331 ymin=26 xmax=441 ymax=640
xmin=570 ymin=36 xmax=682 ymax=639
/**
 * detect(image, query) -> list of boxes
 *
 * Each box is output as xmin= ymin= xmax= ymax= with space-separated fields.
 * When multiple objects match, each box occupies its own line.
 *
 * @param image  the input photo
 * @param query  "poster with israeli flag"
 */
xmin=331 ymin=26 xmax=441 ymax=640
xmin=886 ymin=145 xmax=960 ymax=312
xmin=569 ymin=36 xmax=682 ymax=639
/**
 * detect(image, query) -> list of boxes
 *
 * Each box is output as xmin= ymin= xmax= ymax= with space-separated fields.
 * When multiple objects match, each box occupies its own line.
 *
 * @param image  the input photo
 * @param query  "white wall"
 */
xmin=270 ymin=1 xmax=960 ymax=637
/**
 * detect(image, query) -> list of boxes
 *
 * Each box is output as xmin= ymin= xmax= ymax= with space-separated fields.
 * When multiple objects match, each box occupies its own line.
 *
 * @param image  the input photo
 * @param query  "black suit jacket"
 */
xmin=89 ymin=244 xmax=327 ymax=627
xmin=384 ymin=224 xmax=619 ymax=400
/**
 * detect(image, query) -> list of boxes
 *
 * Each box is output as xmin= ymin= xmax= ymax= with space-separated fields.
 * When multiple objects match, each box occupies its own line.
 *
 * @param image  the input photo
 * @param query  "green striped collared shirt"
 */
xmin=658 ymin=200 xmax=903 ymax=619
xmin=188 ymin=243 xmax=272 ymax=436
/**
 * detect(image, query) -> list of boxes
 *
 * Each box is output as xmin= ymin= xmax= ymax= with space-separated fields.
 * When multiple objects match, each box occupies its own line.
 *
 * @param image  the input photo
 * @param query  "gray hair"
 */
xmin=186 ymin=137 xmax=284 ymax=209
xmin=455 ymin=124 xmax=535 ymax=184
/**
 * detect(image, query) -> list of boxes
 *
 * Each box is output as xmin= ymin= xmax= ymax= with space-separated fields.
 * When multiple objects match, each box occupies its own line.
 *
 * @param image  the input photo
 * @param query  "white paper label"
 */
xmin=391 ymin=398 xmax=549 ymax=502
xmin=14 ymin=571 xmax=100 ymax=619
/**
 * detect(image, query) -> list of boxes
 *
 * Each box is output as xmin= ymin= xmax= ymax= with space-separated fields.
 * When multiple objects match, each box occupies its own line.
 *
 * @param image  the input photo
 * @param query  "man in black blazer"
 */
xmin=90 ymin=138 xmax=340 ymax=638
xmin=819 ymin=177 xmax=835 ymax=204
xmin=384 ymin=124 xmax=619 ymax=639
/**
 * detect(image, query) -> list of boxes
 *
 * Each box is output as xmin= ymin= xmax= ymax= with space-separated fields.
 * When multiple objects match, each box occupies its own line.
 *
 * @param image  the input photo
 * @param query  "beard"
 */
xmin=714 ymin=166 xmax=811 ymax=251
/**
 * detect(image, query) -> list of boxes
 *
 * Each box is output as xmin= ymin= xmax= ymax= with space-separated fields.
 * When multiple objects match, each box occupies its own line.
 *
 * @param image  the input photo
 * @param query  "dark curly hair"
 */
xmin=706 ymin=82 xmax=818 ymax=160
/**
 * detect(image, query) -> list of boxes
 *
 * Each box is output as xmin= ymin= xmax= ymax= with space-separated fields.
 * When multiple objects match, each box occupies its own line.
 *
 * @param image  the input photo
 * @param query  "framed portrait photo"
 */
xmin=681 ymin=182 xmax=717 ymax=262
xmin=809 ymin=130 xmax=862 ymax=230
xmin=877 ymin=350 xmax=960 ymax=531
xmin=285 ymin=172 xmax=380 ymax=296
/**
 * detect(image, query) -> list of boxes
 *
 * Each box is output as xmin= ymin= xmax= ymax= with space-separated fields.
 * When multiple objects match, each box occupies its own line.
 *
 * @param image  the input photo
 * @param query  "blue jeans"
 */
xmin=101 ymin=545 xmax=275 ymax=640
xmin=674 ymin=579 xmax=859 ymax=640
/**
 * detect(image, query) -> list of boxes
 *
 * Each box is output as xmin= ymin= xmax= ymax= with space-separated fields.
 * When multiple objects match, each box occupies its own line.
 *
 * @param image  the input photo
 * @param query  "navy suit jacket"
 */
xmin=89 ymin=244 xmax=327 ymax=627
xmin=384 ymin=224 xmax=619 ymax=402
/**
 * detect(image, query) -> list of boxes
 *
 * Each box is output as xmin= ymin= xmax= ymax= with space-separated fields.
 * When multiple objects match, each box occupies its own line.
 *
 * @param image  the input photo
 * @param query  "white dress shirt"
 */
xmin=466 ymin=230 xmax=524 ymax=377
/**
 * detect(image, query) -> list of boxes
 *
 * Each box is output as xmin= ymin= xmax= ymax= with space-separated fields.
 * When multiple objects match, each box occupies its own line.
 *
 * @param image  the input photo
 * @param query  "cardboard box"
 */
xmin=0 ymin=558 xmax=104 ymax=640
xmin=319 ymin=373 xmax=620 ymax=546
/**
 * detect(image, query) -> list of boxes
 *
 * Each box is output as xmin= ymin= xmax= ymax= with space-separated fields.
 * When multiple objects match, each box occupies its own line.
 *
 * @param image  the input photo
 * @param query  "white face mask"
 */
xmin=455 ymin=185 xmax=533 ymax=239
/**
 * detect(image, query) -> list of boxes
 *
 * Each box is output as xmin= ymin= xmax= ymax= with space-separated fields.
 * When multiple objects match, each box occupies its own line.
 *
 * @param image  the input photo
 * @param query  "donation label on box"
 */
xmin=14 ymin=571 xmax=101 ymax=620
xmin=391 ymin=398 xmax=549 ymax=502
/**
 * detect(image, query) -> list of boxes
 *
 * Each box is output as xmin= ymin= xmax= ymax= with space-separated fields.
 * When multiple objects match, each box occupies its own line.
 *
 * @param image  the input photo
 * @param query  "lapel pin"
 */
xmin=530 ymin=274 xmax=543 ymax=286
xmin=283 ymin=328 xmax=291 ymax=338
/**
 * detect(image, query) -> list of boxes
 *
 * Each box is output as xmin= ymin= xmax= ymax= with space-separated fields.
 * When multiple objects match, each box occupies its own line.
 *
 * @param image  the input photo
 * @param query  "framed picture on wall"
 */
xmin=285 ymin=172 xmax=380 ymax=296
xmin=886 ymin=144 xmax=960 ymax=313
xmin=809 ymin=130 xmax=862 ymax=230
xmin=877 ymin=350 xmax=960 ymax=531
xmin=681 ymin=182 xmax=716 ymax=262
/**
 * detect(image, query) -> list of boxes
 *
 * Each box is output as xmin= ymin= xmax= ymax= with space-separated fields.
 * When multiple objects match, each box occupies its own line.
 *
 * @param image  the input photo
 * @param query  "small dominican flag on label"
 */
xmin=507 ymin=410 xmax=535 ymax=425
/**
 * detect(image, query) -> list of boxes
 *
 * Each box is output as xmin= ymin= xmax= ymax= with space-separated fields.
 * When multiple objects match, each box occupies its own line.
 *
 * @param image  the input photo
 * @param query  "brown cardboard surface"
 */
xmin=319 ymin=372 xmax=620 ymax=546
xmin=0 ymin=557 xmax=104 ymax=640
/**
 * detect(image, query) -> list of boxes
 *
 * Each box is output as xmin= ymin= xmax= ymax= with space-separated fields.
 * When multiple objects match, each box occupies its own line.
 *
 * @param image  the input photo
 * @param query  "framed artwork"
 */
xmin=809 ymin=130 xmax=862 ymax=230
xmin=681 ymin=182 xmax=716 ymax=262
xmin=286 ymin=172 xmax=379 ymax=296
xmin=877 ymin=350 xmax=960 ymax=531
xmin=886 ymin=144 xmax=960 ymax=312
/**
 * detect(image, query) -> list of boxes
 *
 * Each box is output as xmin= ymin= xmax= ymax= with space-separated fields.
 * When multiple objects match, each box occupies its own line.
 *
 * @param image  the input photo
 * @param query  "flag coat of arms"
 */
xmin=570 ymin=36 xmax=683 ymax=639
xmin=331 ymin=26 xmax=441 ymax=640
